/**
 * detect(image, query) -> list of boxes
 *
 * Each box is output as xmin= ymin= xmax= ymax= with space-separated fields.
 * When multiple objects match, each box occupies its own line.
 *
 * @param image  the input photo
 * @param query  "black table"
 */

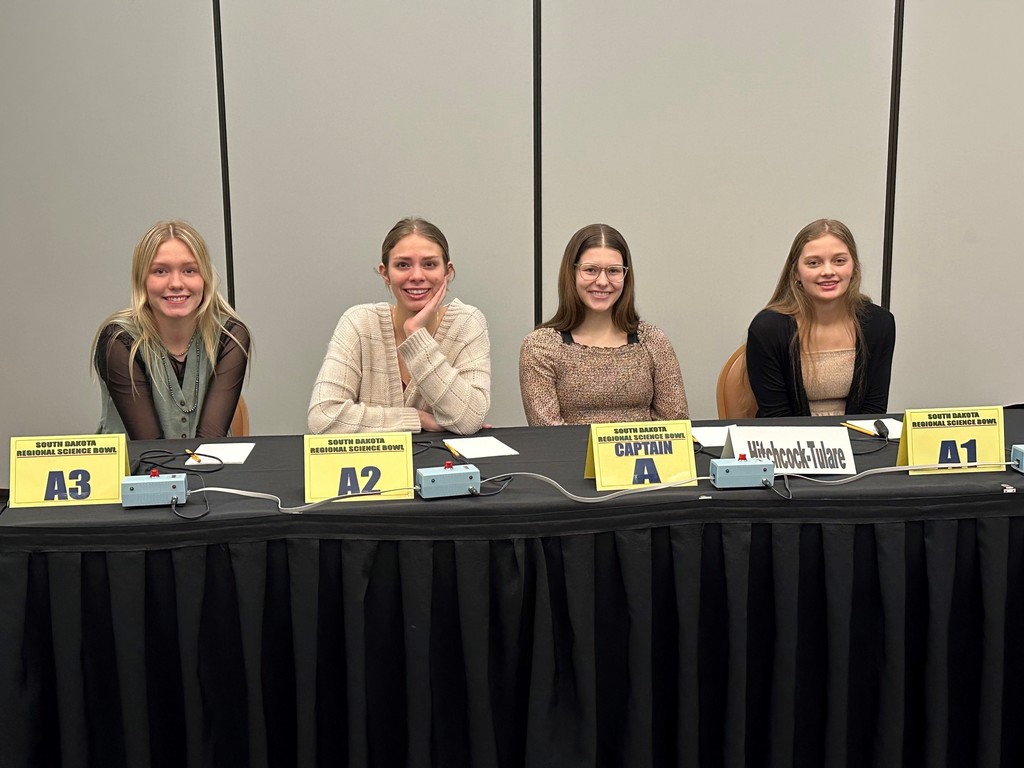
xmin=3 ymin=415 xmax=1024 ymax=768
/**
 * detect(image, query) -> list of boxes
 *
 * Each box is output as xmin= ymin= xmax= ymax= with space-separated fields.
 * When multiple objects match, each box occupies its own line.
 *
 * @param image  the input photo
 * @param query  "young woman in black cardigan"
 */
xmin=745 ymin=219 xmax=896 ymax=417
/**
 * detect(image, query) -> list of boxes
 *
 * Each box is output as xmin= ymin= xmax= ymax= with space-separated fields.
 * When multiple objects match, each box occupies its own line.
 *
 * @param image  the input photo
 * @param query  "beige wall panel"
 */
xmin=1 ymin=2 xmax=225 ymax=486
xmin=889 ymin=0 xmax=1024 ymax=411
xmin=542 ymin=1 xmax=894 ymax=420
xmin=222 ymin=1 xmax=534 ymax=434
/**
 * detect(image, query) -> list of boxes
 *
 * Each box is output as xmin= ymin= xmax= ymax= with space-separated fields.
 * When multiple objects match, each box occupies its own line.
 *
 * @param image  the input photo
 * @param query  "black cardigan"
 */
xmin=745 ymin=303 xmax=896 ymax=418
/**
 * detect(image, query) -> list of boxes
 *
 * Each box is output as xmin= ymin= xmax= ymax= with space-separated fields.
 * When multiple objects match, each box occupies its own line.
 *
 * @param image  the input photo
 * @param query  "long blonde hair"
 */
xmin=767 ymin=218 xmax=871 ymax=342
xmin=91 ymin=220 xmax=247 ymax=387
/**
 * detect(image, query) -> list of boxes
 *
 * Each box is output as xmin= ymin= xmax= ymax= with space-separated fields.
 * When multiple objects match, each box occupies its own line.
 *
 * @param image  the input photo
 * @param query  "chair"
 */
xmin=230 ymin=395 xmax=250 ymax=436
xmin=716 ymin=345 xmax=757 ymax=419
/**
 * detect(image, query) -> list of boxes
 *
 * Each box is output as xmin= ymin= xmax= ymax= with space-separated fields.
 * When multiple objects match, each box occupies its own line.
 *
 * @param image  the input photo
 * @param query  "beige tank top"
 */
xmin=802 ymin=348 xmax=855 ymax=417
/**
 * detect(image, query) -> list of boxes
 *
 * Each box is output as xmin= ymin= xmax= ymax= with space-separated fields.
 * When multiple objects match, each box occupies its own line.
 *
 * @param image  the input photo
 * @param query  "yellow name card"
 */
xmin=585 ymin=420 xmax=697 ymax=491
xmin=303 ymin=432 xmax=414 ymax=502
xmin=897 ymin=406 xmax=1005 ymax=475
xmin=9 ymin=434 xmax=129 ymax=508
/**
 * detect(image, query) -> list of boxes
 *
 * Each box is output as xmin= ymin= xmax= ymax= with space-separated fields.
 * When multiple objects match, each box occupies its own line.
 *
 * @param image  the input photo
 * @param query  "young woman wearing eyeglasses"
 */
xmin=518 ymin=223 xmax=688 ymax=426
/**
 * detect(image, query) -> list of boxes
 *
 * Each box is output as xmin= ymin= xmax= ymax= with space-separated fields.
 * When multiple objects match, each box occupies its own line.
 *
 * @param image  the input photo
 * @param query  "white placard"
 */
xmin=722 ymin=426 xmax=856 ymax=476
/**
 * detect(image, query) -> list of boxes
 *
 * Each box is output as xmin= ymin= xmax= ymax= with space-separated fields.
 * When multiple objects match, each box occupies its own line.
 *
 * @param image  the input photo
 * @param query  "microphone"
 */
xmin=874 ymin=419 xmax=889 ymax=440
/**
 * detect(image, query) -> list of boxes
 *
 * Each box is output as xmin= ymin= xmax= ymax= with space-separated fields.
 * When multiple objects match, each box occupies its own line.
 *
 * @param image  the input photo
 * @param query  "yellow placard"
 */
xmin=303 ymin=432 xmax=414 ymax=502
xmin=896 ymin=406 xmax=1005 ymax=475
xmin=9 ymin=434 xmax=129 ymax=508
xmin=584 ymin=420 xmax=697 ymax=491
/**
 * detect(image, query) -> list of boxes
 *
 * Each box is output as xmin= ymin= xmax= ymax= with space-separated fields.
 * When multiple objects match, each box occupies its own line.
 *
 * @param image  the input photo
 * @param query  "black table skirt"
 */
xmin=3 ymin=515 xmax=1023 ymax=767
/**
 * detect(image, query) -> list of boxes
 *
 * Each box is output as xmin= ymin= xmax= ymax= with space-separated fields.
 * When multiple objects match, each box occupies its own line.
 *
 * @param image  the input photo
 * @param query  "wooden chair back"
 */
xmin=230 ymin=395 xmax=250 ymax=437
xmin=716 ymin=345 xmax=757 ymax=419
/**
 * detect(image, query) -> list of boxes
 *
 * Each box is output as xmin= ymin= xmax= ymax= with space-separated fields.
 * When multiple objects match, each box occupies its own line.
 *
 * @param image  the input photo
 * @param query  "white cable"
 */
xmin=185 ymin=459 xmax=1018 ymax=513
xmin=789 ymin=460 xmax=1014 ymax=485
xmin=480 ymin=472 xmax=711 ymax=504
xmin=188 ymin=486 xmax=418 ymax=514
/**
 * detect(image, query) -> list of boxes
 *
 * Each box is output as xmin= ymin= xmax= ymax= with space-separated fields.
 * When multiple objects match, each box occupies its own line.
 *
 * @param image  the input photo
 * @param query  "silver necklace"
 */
xmin=161 ymin=332 xmax=201 ymax=414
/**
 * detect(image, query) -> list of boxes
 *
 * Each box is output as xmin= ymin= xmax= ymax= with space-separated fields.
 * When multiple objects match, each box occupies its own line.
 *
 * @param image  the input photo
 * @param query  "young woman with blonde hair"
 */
xmin=745 ymin=218 xmax=895 ymax=417
xmin=92 ymin=220 xmax=250 ymax=439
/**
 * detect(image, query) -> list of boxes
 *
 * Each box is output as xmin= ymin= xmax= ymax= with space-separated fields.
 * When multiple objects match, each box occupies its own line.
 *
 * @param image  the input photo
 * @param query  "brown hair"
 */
xmin=540 ymin=223 xmax=639 ymax=333
xmin=380 ymin=217 xmax=451 ymax=267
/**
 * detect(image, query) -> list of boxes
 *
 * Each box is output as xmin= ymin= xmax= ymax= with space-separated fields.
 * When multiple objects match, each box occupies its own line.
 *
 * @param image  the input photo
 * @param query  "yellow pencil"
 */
xmin=841 ymin=422 xmax=876 ymax=437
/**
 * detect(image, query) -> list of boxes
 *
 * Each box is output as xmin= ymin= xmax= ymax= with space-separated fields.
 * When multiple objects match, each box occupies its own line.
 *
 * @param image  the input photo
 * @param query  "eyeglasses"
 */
xmin=575 ymin=263 xmax=629 ymax=283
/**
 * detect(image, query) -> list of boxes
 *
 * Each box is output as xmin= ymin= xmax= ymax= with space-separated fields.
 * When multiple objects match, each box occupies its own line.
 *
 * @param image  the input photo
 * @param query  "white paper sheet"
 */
xmin=185 ymin=442 xmax=256 ymax=465
xmin=443 ymin=436 xmax=519 ymax=459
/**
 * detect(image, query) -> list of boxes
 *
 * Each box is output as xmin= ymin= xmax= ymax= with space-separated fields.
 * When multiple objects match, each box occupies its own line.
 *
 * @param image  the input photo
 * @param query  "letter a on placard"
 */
xmin=338 ymin=467 xmax=361 ymax=496
xmin=44 ymin=471 xmax=69 ymax=501
xmin=937 ymin=440 xmax=960 ymax=464
xmin=632 ymin=458 xmax=662 ymax=485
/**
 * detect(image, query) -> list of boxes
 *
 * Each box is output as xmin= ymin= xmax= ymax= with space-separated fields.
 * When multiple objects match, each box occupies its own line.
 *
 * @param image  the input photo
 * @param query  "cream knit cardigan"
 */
xmin=308 ymin=300 xmax=490 ymax=434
